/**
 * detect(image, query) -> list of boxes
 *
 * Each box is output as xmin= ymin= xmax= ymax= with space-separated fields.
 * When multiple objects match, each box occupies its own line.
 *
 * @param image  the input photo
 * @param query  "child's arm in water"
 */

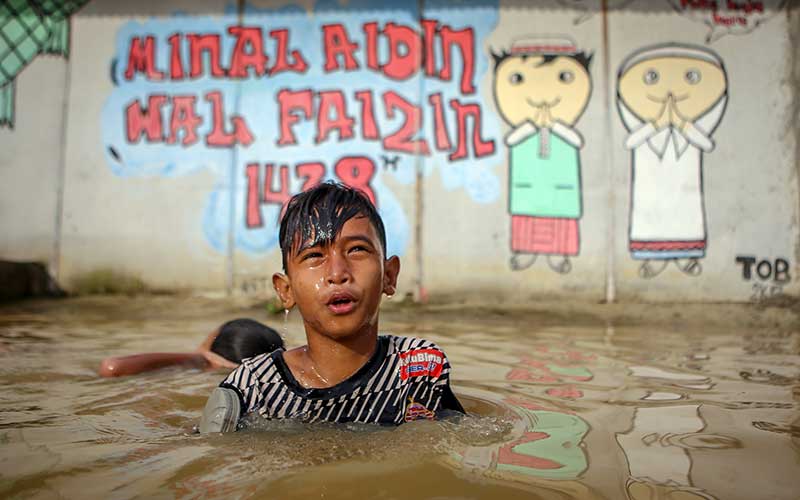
xmin=99 ymin=352 xmax=209 ymax=377
xmin=98 ymin=328 xmax=238 ymax=377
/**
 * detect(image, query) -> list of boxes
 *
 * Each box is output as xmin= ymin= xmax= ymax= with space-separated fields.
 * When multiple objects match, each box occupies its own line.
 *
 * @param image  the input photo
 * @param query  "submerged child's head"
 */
xmin=273 ymin=182 xmax=399 ymax=339
xmin=211 ymin=318 xmax=284 ymax=363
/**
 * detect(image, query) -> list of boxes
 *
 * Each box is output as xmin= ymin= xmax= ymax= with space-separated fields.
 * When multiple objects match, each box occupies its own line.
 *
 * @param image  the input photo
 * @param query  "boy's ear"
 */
xmin=272 ymin=272 xmax=295 ymax=309
xmin=382 ymin=256 xmax=400 ymax=296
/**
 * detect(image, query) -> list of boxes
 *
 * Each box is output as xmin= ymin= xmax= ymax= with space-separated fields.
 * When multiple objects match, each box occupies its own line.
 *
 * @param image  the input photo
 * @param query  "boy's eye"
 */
xmin=348 ymin=245 xmax=369 ymax=254
xmin=559 ymin=70 xmax=574 ymax=83
xmin=300 ymin=251 xmax=323 ymax=262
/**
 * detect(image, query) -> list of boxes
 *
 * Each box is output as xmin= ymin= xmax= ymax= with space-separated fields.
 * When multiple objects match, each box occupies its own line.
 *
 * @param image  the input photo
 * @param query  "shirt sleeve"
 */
xmin=426 ymin=345 xmax=465 ymax=417
xmin=219 ymin=362 xmax=261 ymax=414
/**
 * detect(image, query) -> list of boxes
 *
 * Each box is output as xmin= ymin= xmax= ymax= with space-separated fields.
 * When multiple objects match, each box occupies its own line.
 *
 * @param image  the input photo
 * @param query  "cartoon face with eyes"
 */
xmin=618 ymin=55 xmax=727 ymax=127
xmin=494 ymin=52 xmax=593 ymax=128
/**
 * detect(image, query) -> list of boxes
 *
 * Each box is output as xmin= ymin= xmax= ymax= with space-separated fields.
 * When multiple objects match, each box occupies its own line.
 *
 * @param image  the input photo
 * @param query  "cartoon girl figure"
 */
xmin=493 ymin=37 xmax=593 ymax=273
xmin=617 ymin=44 xmax=728 ymax=278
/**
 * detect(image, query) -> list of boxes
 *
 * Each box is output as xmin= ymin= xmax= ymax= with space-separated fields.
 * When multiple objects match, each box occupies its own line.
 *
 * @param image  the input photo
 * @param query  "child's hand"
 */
xmin=196 ymin=328 xmax=238 ymax=370
xmin=199 ymin=349 xmax=238 ymax=370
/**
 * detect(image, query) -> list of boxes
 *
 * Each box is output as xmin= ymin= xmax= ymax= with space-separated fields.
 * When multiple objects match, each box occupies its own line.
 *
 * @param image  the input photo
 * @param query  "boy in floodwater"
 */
xmin=200 ymin=182 xmax=463 ymax=432
xmin=99 ymin=318 xmax=283 ymax=377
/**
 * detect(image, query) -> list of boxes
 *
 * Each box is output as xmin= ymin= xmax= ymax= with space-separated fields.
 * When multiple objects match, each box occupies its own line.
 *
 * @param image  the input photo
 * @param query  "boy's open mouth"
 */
xmin=326 ymin=292 xmax=357 ymax=315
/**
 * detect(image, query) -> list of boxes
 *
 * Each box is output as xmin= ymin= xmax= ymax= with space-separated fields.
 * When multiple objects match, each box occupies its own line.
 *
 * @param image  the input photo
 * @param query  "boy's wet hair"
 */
xmin=278 ymin=182 xmax=387 ymax=270
xmin=491 ymin=49 xmax=593 ymax=72
xmin=211 ymin=318 xmax=284 ymax=363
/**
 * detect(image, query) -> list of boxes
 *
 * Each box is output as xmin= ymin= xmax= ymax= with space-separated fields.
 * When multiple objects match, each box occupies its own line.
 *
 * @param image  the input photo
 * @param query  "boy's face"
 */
xmin=618 ymin=56 xmax=727 ymax=123
xmin=494 ymin=54 xmax=591 ymax=128
xmin=273 ymin=216 xmax=399 ymax=341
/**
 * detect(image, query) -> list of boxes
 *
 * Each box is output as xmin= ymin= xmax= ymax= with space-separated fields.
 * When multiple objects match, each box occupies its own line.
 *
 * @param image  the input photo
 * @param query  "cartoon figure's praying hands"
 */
xmin=651 ymin=94 xmax=690 ymax=132
xmin=617 ymin=44 xmax=728 ymax=279
xmin=528 ymin=101 xmax=556 ymax=129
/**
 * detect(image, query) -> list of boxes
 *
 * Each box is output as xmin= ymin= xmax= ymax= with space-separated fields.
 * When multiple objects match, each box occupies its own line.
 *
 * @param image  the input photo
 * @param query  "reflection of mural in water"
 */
xmin=617 ymin=44 xmax=728 ymax=279
xmin=505 ymin=345 xmax=595 ymax=399
xmin=495 ymin=398 xmax=589 ymax=480
xmin=101 ymin=0 xmax=502 ymax=257
xmin=451 ymin=396 xmax=590 ymax=488
xmin=617 ymin=405 xmax=739 ymax=500
xmin=492 ymin=37 xmax=593 ymax=274
xmin=447 ymin=349 xmax=594 ymax=487
xmin=0 ymin=0 xmax=89 ymax=127
xmin=617 ymin=365 xmax=740 ymax=500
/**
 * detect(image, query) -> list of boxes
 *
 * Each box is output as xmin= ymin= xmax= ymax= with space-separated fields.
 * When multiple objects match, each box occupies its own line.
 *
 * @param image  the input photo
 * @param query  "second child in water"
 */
xmin=214 ymin=182 xmax=463 ymax=427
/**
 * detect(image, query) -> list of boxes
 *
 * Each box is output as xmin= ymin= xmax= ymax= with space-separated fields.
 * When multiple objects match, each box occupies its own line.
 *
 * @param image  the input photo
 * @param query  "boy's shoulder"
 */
xmin=384 ymin=334 xmax=448 ymax=356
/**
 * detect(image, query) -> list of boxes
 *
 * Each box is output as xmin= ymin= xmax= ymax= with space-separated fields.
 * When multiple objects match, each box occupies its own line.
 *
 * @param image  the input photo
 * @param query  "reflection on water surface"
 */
xmin=0 ymin=298 xmax=798 ymax=499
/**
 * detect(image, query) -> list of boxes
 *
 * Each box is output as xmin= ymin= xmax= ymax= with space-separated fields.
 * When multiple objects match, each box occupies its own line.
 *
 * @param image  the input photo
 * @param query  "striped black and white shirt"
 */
xmin=220 ymin=335 xmax=464 ymax=426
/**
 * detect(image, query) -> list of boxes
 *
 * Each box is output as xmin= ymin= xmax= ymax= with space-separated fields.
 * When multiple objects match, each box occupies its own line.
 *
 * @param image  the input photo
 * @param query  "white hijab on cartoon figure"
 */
xmin=616 ymin=43 xmax=729 ymax=278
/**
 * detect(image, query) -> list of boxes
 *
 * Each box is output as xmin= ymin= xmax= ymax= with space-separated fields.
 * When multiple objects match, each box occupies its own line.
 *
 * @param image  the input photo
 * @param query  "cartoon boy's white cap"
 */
xmin=510 ymin=36 xmax=578 ymax=55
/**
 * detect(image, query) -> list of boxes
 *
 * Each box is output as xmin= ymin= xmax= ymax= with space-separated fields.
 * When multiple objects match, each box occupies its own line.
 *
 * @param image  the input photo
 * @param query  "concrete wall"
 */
xmin=0 ymin=0 xmax=797 ymax=303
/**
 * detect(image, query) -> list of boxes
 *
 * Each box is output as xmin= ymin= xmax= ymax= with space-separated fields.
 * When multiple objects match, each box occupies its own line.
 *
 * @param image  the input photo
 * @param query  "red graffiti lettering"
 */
xmin=188 ymin=34 xmax=225 ymax=78
xmin=316 ymin=90 xmax=355 ymax=143
xmin=244 ymin=158 xmax=376 ymax=228
xmin=439 ymin=25 xmax=475 ymax=94
xmin=323 ymin=24 xmax=360 ymax=72
xmin=382 ymin=22 xmax=421 ymax=81
xmin=354 ymin=90 xmax=379 ymax=140
xmin=124 ymin=36 xmax=165 ymax=81
xmin=276 ymin=89 xmax=313 ymax=146
xmin=269 ymin=29 xmax=308 ymax=75
xmin=167 ymin=95 xmax=202 ymax=145
xmin=363 ymin=22 xmax=380 ymax=71
xmin=448 ymin=99 xmax=494 ymax=161
xmin=297 ymin=162 xmax=325 ymax=191
xmin=228 ymin=26 xmax=268 ymax=78
xmin=245 ymin=163 xmax=262 ymax=228
xmin=382 ymin=91 xmax=431 ymax=155
xmin=428 ymin=93 xmax=451 ymax=151
xmin=263 ymin=164 xmax=291 ymax=205
xmin=125 ymin=95 xmax=167 ymax=143
xmin=167 ymin=34 xmax=184 ymax=80
xmin=421 ymin=19 xmax=437 ymax=78
xmin=205 ymin=91 xmax=254 ymax=147
xmin=334 ymin=156 xmax=377 ymax=205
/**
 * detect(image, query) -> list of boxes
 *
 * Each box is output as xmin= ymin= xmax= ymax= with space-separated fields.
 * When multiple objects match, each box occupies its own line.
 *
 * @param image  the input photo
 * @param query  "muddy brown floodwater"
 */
xmin=0 ymin=296 xmax=798 ymax=499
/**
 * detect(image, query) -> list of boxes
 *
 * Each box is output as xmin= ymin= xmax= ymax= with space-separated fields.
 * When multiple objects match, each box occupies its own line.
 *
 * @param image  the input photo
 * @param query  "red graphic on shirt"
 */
xmin=399 ymin=348 xmax=444 ymax=380
xmin=404 ymin=397 xmax=435 ymax=422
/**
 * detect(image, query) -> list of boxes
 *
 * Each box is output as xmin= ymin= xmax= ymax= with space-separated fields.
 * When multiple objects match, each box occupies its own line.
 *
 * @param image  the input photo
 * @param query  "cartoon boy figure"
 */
xmin=617 ymin=44 xmax=728 ymax=278
xmin=493 ymin=37 xmax=593 ymax=273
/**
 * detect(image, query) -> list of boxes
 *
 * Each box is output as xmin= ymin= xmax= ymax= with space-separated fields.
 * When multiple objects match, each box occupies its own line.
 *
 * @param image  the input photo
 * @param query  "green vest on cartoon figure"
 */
xmin=509 ymin=131 xmax=581 ymax=219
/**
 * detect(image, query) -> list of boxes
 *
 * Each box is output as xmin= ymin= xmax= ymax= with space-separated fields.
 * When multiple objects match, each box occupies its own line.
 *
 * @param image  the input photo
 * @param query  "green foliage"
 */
xmin=71 ymin=269 xmax=147 ymax=296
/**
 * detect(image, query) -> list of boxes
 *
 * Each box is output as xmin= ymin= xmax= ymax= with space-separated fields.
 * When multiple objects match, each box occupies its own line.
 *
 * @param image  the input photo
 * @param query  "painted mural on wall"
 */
xmin=0 ymin=0 xmax=88 ymax=128
xmin=555 ymin=0 xmax=636 ymax=25
xmin=668 ymin=0 xmax=788 ymax=43
xmin=102 ymin=0 xmax=501 ymax=258
xmin=617 ymin=44 xmax=728 ymax=279
xmin=492 ymin=37 xmax=592 ymax=274
xmin=736 ymin=255 xmax=792 ymax=301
